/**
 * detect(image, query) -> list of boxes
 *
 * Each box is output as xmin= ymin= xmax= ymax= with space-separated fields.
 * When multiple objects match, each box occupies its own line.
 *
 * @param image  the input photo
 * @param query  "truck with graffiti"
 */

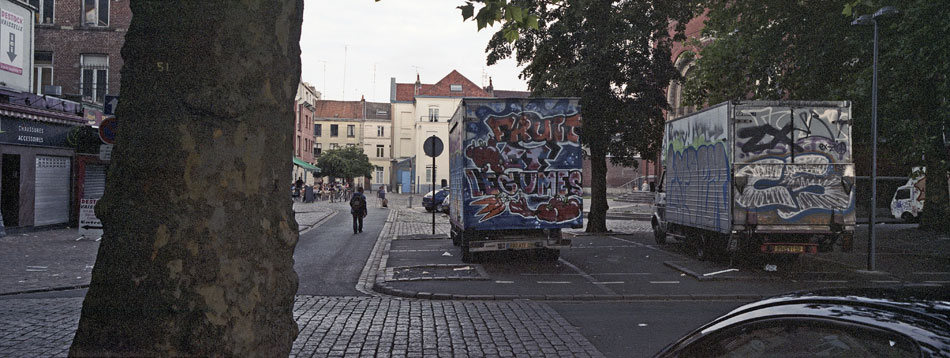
xmin=448 ymin=98 xmax=582 ymax=263
xmin=652 ymin=101 xmax=855 ymax=258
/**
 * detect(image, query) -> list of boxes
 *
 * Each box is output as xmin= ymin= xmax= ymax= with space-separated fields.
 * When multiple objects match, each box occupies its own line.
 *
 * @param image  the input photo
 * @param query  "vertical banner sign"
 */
xmin=78 ymin=198 xmax=103 ymax=238
xmin=0 ymin=9 xmax=23 ymax=75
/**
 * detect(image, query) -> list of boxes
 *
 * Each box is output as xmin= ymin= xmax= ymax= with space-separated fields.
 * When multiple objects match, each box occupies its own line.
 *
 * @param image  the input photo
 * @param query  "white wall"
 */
xmin=0 ymin=0 xmax=33 ymax=92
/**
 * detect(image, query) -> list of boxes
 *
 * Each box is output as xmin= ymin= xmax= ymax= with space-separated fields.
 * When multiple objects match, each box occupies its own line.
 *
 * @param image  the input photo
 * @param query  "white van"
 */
xmin=890 ymin=168 xmax=925 ymax=222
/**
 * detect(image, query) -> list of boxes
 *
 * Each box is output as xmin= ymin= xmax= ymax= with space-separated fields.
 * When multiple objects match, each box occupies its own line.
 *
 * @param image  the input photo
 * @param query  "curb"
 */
xmin=664 ymin=261 xmax=779 ymax=282
xmin=0 ymin=284 xmax=90 ymax=297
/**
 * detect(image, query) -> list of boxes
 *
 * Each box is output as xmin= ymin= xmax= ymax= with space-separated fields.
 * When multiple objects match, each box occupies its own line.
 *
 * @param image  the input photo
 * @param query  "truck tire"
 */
xmin=536 ymin=248 xmax=560 ymax=262
xmin=461 ymin=246 xmax=477 ymax=263
xmin=901 ymin=212 xmax=915 ymax=223
xmin=693 ymin=234 xmax=709 ymax=261
xmin=451 ymin=229 xmax=461 ymax=246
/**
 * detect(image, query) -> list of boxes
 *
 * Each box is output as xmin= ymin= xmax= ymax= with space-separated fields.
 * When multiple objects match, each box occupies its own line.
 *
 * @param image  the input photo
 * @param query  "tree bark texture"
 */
xmin=69 ymin=1 xmax=303 ymax=356
xmin=586 ymin=150 xmax=609 ymax=233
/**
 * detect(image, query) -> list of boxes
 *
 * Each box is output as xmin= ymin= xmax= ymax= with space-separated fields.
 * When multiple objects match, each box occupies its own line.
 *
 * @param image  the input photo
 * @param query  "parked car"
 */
xmin=655 ymin=286 xmax=950 ymax=357
xmin=437 ymin=193 xmax=451 ymax=214
xmin=422 ymin=187 xmax=449 ymax=212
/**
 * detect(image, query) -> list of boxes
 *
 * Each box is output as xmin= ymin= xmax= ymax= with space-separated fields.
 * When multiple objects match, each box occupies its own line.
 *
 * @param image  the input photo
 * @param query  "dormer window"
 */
xmin=450 ymin=84 xmax=462 ymax=92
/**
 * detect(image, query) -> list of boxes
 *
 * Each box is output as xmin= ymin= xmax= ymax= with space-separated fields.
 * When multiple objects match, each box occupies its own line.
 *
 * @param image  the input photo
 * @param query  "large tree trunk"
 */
xmin=586 ymin=150 xmax=609 ymax=233
xmin=919 ymin=142 xmax=950 ymax=234
xmin=69 ymin=1 xmax=303 ymax=356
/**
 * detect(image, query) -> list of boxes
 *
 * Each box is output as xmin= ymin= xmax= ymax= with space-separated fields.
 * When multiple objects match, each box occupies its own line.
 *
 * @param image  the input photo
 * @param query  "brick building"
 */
xmin=31 ymin=0 xmax=130 ymax=107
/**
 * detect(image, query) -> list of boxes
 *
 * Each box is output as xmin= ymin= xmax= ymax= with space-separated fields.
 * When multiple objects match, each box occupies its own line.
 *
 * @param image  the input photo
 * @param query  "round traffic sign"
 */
xmin=99 ymin=117 xmax=117 ymax=144
xmin=423 ymin=136 xmax=444 ymax=157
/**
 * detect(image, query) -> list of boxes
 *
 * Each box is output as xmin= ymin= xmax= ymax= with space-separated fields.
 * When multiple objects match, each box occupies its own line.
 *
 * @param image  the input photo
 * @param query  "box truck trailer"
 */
xmin=652 ymin=101 xmax=855 ymax=258
xmin=448 ymin=98 xmax=582 ymax=263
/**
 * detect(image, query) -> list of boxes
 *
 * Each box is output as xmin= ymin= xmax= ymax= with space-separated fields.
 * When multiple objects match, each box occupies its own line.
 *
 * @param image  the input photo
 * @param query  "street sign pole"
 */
xmin=432 ymin=144 xmax=436 ymax=235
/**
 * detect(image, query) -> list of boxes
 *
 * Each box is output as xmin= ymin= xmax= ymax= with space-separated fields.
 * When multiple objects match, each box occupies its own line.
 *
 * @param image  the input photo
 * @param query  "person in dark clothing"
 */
xmin=350 ymin=186 xmax=368 ymax=234
xmin=294 ymin=178 xmax=304 ymax=202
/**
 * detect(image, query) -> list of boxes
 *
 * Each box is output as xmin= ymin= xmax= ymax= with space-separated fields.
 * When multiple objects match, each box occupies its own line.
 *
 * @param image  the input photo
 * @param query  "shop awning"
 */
xmin=293 ymin=157 xmax=320 ymax=173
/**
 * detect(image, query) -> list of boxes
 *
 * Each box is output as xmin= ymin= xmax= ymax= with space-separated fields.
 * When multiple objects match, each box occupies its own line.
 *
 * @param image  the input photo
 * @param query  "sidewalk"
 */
xmin=0 ymin=201 xmax=334 ymax=296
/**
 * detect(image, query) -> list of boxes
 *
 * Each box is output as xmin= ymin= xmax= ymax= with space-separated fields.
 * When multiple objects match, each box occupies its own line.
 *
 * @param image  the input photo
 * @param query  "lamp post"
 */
xmin=852 ymin=6 xmax=898 ymax=272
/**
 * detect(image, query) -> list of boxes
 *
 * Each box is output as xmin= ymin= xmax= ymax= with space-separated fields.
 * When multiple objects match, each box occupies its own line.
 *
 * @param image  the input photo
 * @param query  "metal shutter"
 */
xmin=82 ymin=164 xmax=107 ymax=199
xmin=34 ymin=156 xmax=71 ymax=226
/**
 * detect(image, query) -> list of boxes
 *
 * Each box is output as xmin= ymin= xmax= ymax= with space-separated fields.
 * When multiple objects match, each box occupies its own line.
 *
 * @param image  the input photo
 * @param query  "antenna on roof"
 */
xmin=412 ymin=65 xmax=422 ymax=76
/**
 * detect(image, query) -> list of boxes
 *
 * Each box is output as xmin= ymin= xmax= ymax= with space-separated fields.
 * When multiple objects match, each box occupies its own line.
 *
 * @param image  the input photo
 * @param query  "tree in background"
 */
xmin=69 ymin=1 xmax=303 ymax=356
xmin=682 ymin=0 xmax=948 ymax=233
xmin=316 ymin=146 xmax=375 ymax=184
xmin=480 ymin=0 xmax=698 ymax=232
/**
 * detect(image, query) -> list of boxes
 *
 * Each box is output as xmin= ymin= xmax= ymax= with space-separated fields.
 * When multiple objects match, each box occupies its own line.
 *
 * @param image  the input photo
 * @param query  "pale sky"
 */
xmin=300 ymin=0 xmax=528 ymax=102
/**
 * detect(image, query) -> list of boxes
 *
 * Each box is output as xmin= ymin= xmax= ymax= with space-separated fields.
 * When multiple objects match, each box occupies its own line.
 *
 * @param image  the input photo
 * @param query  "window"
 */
xmin=330 ymin=124 xmax=338 ymax=137
xmin=83 ymin=0 xmax=109 ymax=26
xmin=314 ymin=143 xmax=321 ymax=157
xmin=347 ymin=125 xmax=355 ymax=137
xmin=450 ymin=84 xmax=462 ymax=92
xmin=330 ymin=143 xmax=339 ymax=150
xmin=34 ymin=52 xmax=53 ymax=95
xmin=425 ymin=167 xmax=432 ymax=183
xmin=347 ymin=143 xmax=355 ymax=148
xmin=80 ymin=54 xmax=108 ymax=103
xmin=428 ymin=107 xmax=439 ymax=122
xmin=377 ymin=126 xmax=384 ymax=137
xmin=375 ymin=166 xmax=384 ymax=184
xmin=376 ymin=145 xmax=384 ymax=158
xmin=895 ymin=189 xmax=911 ymax=200
xmin=315 ymin=123 xmax=321 ymax=137
xmin=29 ymin=0 xmax=54 ymax=24
xmin=296 ymin=136 xmax=300 ymax=156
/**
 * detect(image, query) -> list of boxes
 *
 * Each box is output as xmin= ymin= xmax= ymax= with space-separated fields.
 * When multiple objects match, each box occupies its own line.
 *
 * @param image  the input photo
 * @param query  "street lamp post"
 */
xmin=852 ymin=6 xmax=898 ymax=272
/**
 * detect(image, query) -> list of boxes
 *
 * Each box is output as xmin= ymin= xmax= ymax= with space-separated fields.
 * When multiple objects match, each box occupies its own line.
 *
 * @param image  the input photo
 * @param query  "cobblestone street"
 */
xmin=0 ymin=296 xmax=602 ymax=357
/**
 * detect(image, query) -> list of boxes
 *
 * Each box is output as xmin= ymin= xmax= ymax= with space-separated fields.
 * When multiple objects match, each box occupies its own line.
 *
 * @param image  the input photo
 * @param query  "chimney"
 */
xmin=390 ymin=77 xmax=397 ymax=103
xmin=485 ymin=77 xmax=494 ymax=97
xmin=414 ymin=74 xmax=421 ymax=96
xmin=361 ymin=95 xmax=366 ymax=119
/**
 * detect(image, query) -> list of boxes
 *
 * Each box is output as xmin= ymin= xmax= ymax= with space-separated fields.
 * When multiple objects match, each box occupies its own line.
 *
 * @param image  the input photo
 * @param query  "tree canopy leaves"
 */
xmin=316 ymin=146 xmax=374 ymax=181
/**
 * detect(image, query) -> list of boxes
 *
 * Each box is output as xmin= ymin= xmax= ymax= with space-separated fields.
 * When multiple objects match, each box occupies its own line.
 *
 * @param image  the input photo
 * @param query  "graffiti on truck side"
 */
xmin=736 ymin=106 xmax=850 ymax=162
xmin=665 ymin=141 xmax=731 ymax=232
xmin=735 ymin=153 xmax=854 ymax=220
xmin=464 ymin=99 xmax=583 ymax=224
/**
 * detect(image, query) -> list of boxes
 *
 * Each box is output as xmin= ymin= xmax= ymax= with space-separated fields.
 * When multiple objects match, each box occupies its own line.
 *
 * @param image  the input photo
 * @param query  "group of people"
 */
xmin=292 ymin=179 xmax=356 ymax=203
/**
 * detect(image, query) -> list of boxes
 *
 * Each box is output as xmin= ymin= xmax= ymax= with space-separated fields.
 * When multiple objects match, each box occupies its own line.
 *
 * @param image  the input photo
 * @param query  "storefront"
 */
xmin=0 ymin=100 xmax=86 ymax=232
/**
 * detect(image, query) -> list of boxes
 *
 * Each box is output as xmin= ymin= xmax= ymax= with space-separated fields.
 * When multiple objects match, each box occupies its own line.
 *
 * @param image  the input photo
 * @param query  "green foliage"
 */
xmin=315 ymin=146 xmax=374 ymax=181
xmin=686 ymin=0 xmax=950 ymax=233
xmin=484 ymin=0 xmax=698 ymax=163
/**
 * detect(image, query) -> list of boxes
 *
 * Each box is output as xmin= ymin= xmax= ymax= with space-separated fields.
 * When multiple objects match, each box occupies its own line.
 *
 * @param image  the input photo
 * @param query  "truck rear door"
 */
xmin=732 ymin=102 xmax=854 ymax=231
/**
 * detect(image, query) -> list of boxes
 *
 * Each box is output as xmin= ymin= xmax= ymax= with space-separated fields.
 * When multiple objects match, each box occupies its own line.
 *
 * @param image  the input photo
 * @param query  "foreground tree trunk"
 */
xmin=70 ymin=1 xmax=303 ymax=356
xmin=919 ymin=142 xmax=950 ymax=234
xmin=586 ymin=150 xmax=609 ymax=233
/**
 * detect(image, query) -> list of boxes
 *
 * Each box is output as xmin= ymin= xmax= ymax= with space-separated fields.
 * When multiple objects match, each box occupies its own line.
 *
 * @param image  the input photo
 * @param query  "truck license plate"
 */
xmin=507 ymin=242 xmax=533 ymax=249
xmin=772 ymin=245 xmax=804 ymax=254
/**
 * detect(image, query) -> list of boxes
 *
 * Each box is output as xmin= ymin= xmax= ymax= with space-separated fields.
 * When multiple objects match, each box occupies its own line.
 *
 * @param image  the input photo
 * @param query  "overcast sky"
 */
xmin=300 ymin=0 xmax=528 ymax=102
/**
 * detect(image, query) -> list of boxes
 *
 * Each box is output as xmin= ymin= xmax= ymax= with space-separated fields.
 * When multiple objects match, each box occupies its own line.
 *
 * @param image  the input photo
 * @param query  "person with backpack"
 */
xmin=350 ymin=186 xmax=368 ymax=234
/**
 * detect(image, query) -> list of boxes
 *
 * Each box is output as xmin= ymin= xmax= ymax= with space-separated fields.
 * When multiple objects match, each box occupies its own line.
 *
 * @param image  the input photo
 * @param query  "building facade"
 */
xmin=312 ymin=98 xmax=392 ymax=188
xmin=389 ymin=70 xmax=508 ymax=194
xmin=32 ymin=0 xmax=130 ymax=109
xmin=293 ymin=81 xmax=320 ymax=185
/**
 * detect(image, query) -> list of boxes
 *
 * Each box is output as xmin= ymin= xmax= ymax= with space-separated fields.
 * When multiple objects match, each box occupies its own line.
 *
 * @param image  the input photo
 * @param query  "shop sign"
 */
xmin=0 ymin=117 xmax=74 ymax=148
xmin=78 ymin=198 xmax=103 ymax=238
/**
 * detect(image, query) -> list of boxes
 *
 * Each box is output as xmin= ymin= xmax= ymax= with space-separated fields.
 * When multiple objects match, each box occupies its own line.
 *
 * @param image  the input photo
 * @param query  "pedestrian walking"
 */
xmin=295 ymin=178 xmax=304 ymax=202
xmin=350 ymin=186 xmax=368 ymax=234
xmin=377 ymin=185 xmax=387 ymax=207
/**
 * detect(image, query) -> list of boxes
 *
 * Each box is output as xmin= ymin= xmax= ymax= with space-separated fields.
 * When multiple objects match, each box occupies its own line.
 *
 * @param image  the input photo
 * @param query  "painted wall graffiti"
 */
xmin=459 ymin=99 xmax=583 ymax=228
xmin=735 ymin=153 xmax=853 ymax=220
xmin=733 ymin=105 xmax=854 ymax=224
xmin=663 ymin=104 xmax=732 ymax=233
xmin=736 ymin=106 xmax=851 ymax=162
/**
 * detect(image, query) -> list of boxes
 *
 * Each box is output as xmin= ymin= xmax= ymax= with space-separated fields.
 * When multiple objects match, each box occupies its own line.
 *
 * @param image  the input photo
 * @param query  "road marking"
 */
xmin=815 ymin=280 xmax=849 ymax=283
xmin=594 ymin=273 xmax=652 ymax=276
xmin=923 ymin=281 xmax=950 ymax=284
xmin=558 ymin=258 xmax=617 ymax=295
xmin=649 ymin=281 xmax=680 ymax=284
xmin=871 ymin=280 xmax=901 ymax=283
xmin=495 ymin=281 xmax=514 ymax=284
xmin=537 ymin=281 xmax=572 ymax=284
xmin=389 ymin=249 xmax=444 ymax=252
xmin=592 ymin=281 xmax=624 ymax=285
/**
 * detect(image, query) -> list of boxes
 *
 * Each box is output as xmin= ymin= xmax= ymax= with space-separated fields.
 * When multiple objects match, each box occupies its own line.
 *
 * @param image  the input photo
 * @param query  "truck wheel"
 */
xmin=652 ymin=219 xmax=667 ymax=245
xmin=461 ymin=246 xmax=478 ymax=263
xmin=901 ymin=212 xmax=914 ymax=223
xmin=536 ymin=249 xmax=560 ymax=262
xmin=451 ymin=230 xmax=461 ymax=246
xmin=693 ymin=234 xmax=709 ymax=261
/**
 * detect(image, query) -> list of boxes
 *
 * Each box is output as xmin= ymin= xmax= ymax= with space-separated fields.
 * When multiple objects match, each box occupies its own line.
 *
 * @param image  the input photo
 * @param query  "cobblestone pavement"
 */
xmin=1 ymin=296 xmax=603 ymax=357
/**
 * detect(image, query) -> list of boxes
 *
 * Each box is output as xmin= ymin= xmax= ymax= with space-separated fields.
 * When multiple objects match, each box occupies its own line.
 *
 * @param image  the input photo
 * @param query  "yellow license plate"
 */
xmin=772 ymin=245 xmax=804 ymax=254
xmin=507 ymin=242 xmax=533 ymax=249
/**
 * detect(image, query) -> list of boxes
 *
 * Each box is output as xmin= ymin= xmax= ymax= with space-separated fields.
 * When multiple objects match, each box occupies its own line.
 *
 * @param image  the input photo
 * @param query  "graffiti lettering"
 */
xmin=738 ymin=123 xmax=803 ymax=154
xmin=466 ymin=169 xmax=582 ymax=198
xmin=486 ymin=114 xmax=580 ymax=145
xmin=666 ymin=142 xmax=731 ymax=232
xmin=735 ymin=154 xmax=853 ymax=220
